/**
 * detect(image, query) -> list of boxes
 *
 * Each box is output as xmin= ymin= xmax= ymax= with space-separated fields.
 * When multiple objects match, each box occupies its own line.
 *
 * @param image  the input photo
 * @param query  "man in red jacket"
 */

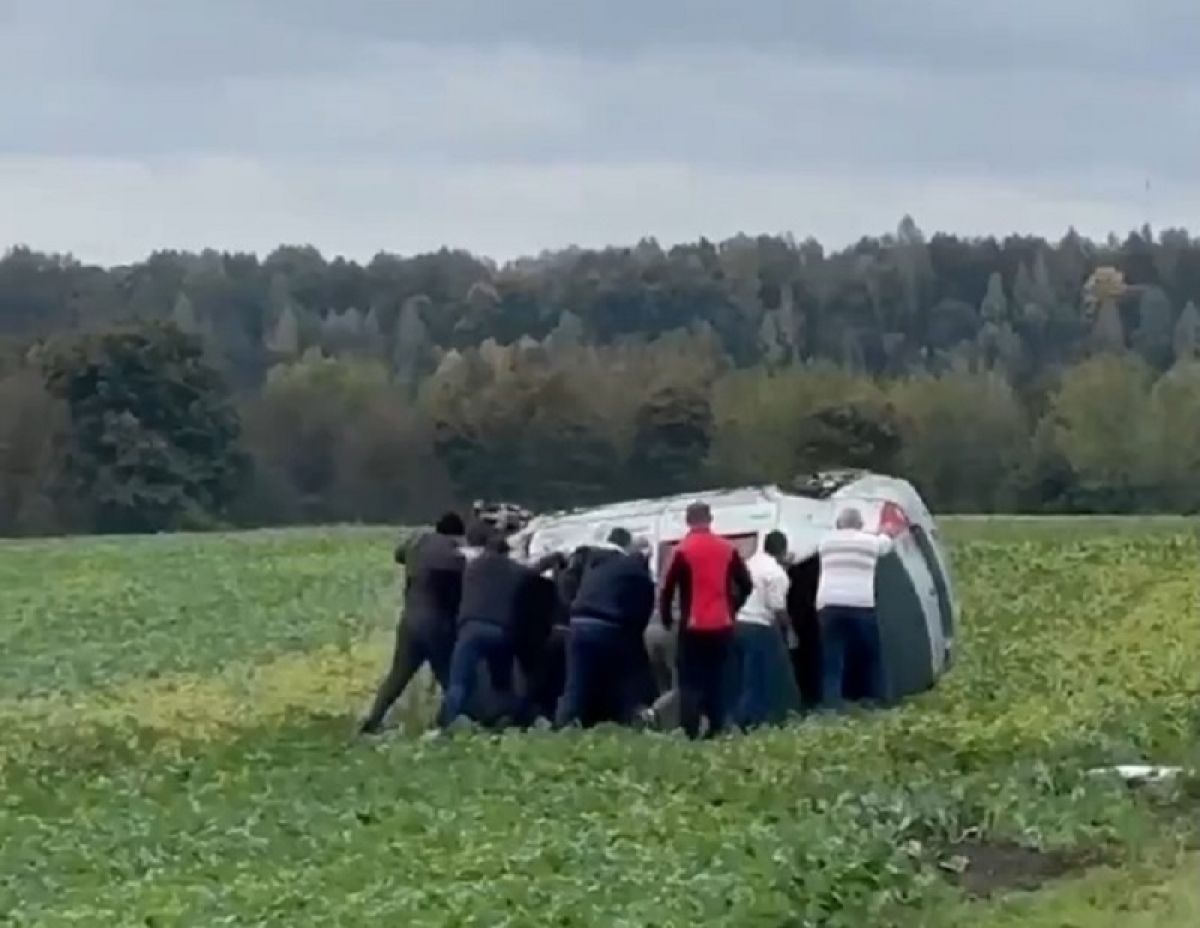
xmin=658 ymin=501 xmax=754 ymax=739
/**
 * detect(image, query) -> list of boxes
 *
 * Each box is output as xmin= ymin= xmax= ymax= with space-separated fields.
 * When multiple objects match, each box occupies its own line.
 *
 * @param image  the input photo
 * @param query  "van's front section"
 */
xmin=838 ymin=482 xmax=956 ymax=649
xmin=829 ymin=485 xmax=955 ymax=695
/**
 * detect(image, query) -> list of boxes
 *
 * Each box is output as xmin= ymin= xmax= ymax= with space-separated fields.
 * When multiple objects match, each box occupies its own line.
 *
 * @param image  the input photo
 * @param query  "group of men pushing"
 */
xmin=359 ymin=500 xmax=894 ymax=740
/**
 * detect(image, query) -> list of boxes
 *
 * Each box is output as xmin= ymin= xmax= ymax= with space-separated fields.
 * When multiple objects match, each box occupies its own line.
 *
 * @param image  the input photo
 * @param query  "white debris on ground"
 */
xmin=1085 ymin=765 xmax=1185 ymax=785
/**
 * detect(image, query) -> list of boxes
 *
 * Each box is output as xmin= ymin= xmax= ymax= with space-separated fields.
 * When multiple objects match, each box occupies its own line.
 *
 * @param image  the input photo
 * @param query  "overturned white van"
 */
xmin=509 ymin=469 xmax=957 ymax=707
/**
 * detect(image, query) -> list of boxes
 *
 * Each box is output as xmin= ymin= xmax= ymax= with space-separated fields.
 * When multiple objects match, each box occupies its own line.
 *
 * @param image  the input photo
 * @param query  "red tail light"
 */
xmin=877 ymin=501 xmax=910 ymax=537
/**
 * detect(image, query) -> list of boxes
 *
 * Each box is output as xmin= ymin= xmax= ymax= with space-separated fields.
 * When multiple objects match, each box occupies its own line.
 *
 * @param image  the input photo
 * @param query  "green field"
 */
xmin=1 ymin=518 xmax=1197 ymax=926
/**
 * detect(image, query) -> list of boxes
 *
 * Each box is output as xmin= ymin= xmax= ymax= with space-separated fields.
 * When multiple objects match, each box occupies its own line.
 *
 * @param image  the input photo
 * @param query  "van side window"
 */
xmin=726 ymin=533 xmax=759 ymax=560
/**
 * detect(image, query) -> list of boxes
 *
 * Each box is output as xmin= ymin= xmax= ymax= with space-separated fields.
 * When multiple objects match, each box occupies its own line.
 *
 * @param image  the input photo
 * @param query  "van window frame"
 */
xmin=908 ymin=523 xmax=954 ymax=641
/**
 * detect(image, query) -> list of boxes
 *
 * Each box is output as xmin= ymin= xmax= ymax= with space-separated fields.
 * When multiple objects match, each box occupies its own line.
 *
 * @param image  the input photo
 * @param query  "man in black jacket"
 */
xmin=359 ymin=511 xmax=466 ymax=734
xmin=555 ymin=528 xmax=656 ymax=728
xmin=511 ymin=556 xmax=569 ymax=725
xmin=436 ymin=527 xmax=564 ymax=730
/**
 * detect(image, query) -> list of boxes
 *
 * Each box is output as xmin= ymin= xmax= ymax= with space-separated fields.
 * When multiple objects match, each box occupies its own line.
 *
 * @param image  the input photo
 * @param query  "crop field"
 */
xmin=1 ymin=518 xmax=1198 ymax=926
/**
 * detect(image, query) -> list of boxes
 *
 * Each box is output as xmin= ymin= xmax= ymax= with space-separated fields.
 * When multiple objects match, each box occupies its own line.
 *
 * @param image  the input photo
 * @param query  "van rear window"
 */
xmin=657 ymin=532 xmax=759 ymax=575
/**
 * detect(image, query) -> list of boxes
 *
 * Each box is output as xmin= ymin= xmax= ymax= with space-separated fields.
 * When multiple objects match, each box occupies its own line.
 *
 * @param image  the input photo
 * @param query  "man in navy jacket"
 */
xmin=555 ymin=528 xmax=656 ymax=728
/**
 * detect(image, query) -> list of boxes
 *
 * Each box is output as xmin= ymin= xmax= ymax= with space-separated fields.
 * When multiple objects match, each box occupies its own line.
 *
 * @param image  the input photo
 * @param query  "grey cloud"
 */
xmin=7 ymin=0 xmax=1200 ymax=82
xmin=0 ymin=1 xmax=1196 ymax=263
xmin=192 ymin=0 xmax=1200 ymax=80
xmin=1 ymin=39 xmax=1195 ymax=186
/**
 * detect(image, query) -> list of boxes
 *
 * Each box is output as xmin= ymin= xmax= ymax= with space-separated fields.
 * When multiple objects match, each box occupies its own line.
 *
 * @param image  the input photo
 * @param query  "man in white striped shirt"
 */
xmin=816 ymin=506 xmax=894 ymax=709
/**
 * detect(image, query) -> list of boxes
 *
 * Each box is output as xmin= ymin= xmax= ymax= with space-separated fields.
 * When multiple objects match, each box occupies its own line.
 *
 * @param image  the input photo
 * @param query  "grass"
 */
xmin=939 ymin=513 xmax=1197 ymax=544
xmin=0 ymin=526 xmax=397 ymax=699
xmin=0 ymin=517 xmax=1197 ymax=925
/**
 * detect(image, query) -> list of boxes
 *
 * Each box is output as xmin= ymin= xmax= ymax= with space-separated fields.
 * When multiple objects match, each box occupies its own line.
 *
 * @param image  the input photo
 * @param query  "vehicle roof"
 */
xmin=523 ymin=484 xmax=783 ymax=528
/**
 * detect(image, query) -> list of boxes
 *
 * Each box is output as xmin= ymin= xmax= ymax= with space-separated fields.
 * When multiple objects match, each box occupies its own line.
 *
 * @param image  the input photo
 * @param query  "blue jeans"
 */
xmin=729 ymin=624 xmax=796 ymax=729
xmin=818 ymin=605 xmax=886 ymax=709
xmin=555 ymin=618 xmax=638 ymax=728
xmin=437 ymin=621 xmax=516 ymax=728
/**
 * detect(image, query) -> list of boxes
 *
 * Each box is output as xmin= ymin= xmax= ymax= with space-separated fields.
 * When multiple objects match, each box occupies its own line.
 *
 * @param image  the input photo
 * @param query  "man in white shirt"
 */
xmin=816 ymin=506 xmax=894 ymax=709
xmin=733 ymin=530 xmax=801 ymax=728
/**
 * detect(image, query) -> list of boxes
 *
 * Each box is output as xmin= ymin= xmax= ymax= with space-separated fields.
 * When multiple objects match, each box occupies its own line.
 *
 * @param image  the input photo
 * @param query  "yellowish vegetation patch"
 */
xmin=0 ymin=633 xmax=440 ymax=748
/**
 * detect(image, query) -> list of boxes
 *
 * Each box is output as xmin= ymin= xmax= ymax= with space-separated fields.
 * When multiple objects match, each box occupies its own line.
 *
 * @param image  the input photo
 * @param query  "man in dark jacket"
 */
xmin=359 ymin=511 xmax=466 ymax=735
xmin=525 ymin=546 xmax=592 ymax=718
xmin=659 ymin=502 xmax=754 ymax=739
xmin=512 ymin=556 xmax=569 ymax=724
xmin=555 ymin=528 xmax=656 ymax=728
xmin=436 ymin=527 xmax=564 ymax=730
xmin=786 ymin=554 xmax=823 ymax=711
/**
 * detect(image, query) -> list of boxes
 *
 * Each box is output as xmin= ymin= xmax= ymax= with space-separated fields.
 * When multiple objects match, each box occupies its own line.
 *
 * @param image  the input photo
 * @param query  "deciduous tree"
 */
xmin=42 ymin=323 xmax=248 ymax=532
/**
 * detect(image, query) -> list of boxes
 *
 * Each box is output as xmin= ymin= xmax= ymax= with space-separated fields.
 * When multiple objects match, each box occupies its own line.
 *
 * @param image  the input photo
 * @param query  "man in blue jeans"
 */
xmin=555 ymin=529 xmax=655 ymax=728
xmin=732 ymin=530 xmax=801 ymax=728
xmin=437 ymin=526 xmax=564 ymax=730
xmin=815 ymin=507 xmax=895 ymax=709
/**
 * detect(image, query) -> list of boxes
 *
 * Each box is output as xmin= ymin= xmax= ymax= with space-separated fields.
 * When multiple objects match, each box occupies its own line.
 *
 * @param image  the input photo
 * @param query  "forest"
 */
xmin=1 ymin=217 xmax=1198 ymax=535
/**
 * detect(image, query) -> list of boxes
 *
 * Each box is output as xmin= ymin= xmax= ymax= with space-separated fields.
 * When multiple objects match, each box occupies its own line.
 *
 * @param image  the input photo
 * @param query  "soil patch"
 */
xmin=939 ymin=839 xmax=1108 ymax=898
xmin=1144 ymin=782 xmax=1200 ymax=849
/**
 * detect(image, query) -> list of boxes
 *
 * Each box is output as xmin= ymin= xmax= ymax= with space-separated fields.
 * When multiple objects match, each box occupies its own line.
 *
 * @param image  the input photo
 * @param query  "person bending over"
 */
xmin=555 ymin=528 xmax=655 ymax=729
xmin=437 ymin=526 xmax=563 ymax=730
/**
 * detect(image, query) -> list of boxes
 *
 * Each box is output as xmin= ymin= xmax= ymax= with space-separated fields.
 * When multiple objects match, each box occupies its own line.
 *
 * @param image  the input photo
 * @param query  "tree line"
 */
xmin=1 ymin=218 xmax=1198 ymax=535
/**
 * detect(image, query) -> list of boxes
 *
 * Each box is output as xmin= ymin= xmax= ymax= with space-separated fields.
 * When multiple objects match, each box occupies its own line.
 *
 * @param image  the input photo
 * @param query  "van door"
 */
xmin=874 ymin=551 xmax=936 ymax=699
xmin=909 ymin=524 xmax=955 ymax=667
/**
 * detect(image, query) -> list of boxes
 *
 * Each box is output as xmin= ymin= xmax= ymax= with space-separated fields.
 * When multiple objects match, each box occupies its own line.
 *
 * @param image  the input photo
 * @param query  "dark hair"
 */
xmin=763 ymin=530 xmax=788 ymax=558
xmin=435 ymin=511 xmax=465 ymax=536
xmin=685 ymin=502 xmax=712 ymax=526
xmin=485 ymin=533 xmax=510 ymax=555
xmin=465 ymin=519 xmax=493 ymax=549
xmin=607 ymin=527 xmax=632 ymax=549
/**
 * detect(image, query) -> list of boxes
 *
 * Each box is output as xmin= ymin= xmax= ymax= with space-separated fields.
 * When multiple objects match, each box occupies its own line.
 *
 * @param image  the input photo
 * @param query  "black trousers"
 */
xmin=676 ymin=627 xmax=735 ymax=740
xmin=791 ymin=612 xmax=823 ymax=711
xmin=362 ymin=618 xmax=453 ymax=731
xmin=518 ymin=624 xmax=568 ymax=724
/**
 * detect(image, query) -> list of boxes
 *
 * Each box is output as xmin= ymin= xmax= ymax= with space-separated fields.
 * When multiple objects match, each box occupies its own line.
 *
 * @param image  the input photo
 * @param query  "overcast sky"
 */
xmin=1 ymin=0 xmax=1197 ymax=266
